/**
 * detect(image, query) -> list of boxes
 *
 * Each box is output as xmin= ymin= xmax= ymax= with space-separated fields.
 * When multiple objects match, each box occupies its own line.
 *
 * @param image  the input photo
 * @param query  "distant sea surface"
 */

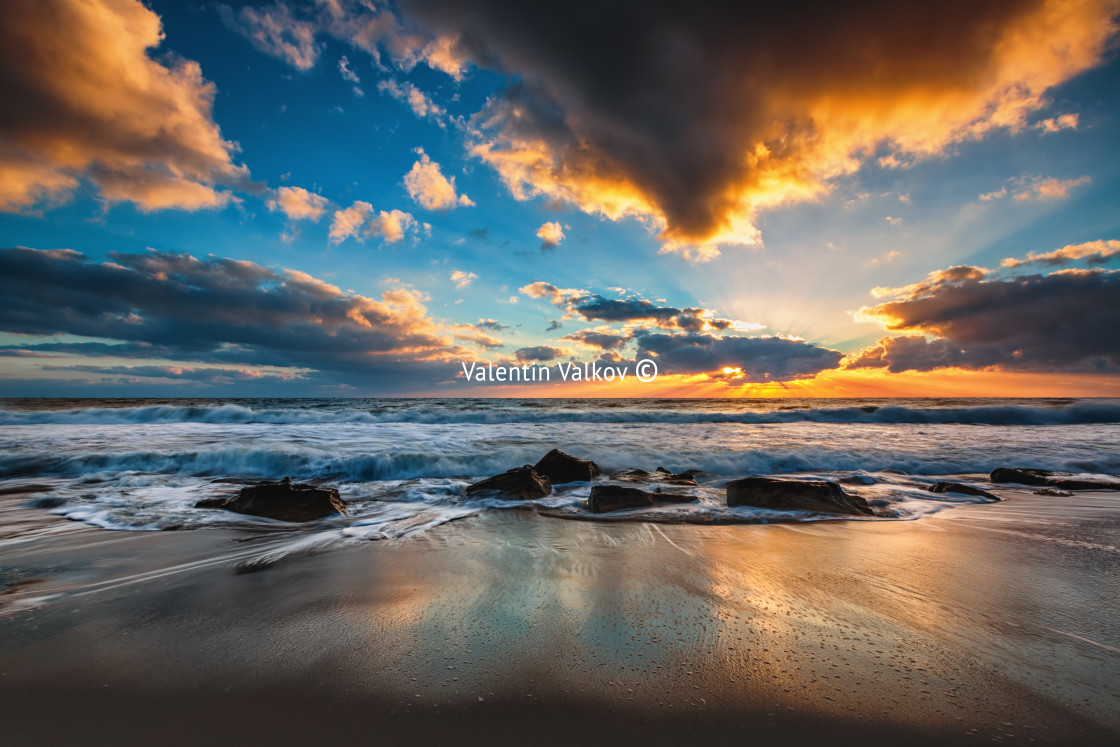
xmin=2 ymin=397 xmax=1118 ymax=554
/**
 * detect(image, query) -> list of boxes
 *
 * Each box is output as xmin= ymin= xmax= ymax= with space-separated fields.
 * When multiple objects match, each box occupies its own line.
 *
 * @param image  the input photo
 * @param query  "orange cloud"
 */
xmin=536 ymin=221 xmax=565 ymax=248
xmin=267 ymin=186 xmax=329 ymax=221
xmin=1002 ymin=239 xmax=1120 ymax=268
xmin=430 ymin=0 xmax=1120 ymax=258
xmin=0 ymin=0 xmax=253 ymax=213
xmin=403 ymin=149 xmax=474 ymax=210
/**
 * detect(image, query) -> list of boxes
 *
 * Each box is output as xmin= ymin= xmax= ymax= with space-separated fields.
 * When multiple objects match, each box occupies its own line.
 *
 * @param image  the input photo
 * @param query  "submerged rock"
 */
xmin=928 ymin=481 xmax=1000 ymax=501
xmin=467 ymin=466 xmax=552 ymax=500
xmin=618 ymin=467 xmax=699 ymax=486
xmin=196 ymin=477 xmax=346 ymax=522
xmin=534 ymin=449 xmax=600 ymax=484
xmin=726 ymin=477 xmax=873 ymax=516
xmin=588 ymin=485 xmax=656 ymax=513
xmin=1034 ymin=487 xmax=1074 ymax=497
xmin=991 ymin=468 xmax=1120 ymax=490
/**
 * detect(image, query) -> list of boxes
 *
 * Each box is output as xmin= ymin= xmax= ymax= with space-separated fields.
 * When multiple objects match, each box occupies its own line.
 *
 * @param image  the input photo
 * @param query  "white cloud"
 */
xmin=377 ymin=79 xmax=445 ymax=125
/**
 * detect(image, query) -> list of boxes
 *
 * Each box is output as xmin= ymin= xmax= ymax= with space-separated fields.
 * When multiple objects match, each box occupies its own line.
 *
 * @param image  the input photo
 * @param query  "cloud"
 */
xmin=562 ymin=328 xmax=630 ymax=350
xmin=0 ymin=247 xmax=467 ymax=387
xmin=338 ymin=55 xmax=361 ymax=83
xmin=338 ymin=54 xmax=364 ymax=96
xmin=476 ymin=318 xmax=510 ymax=331
xmin=635 ymin=333 xmax=844 ymax=382
xmin=853 ymin=263 xmax=1120 ymax=372
xmin=398 ymin=0 xmax=1119 ymax=258
xmin=1013 ymin=175 xmax=1092 ymax=201
xmin=225 ymin=1 xmax=468 ymax=79
xmin=514 ymin=345 xmax=567 ymax=362
xmin=221 ymin=2 xmax=321 ymax=71
xmin=1035 ymin=113 xmax=1079 ymax=133
xmin=267 ymin=186 xmax=329 ymax=221
xmin=451 ymin=324 xmax=502 ymax=349
xmin=377 ymin=79 xmax=446 ymax=124
xmin=450 ymin=270 xmax=477 ymax=287
xmin=39 ymin=364 xmax=304 ymax=386
xmin=403 ymin=149 xmax=473 ymax=210
xmin=1 ymin=0 xmax=254 ymax=213
xmin=329 ymin=201 xmax=374 ymax=242
xmin=536 ymin=221 xmax=565 ymax=249
xmin=329 ymin=202 xmax=422 ymax=243
xmin=522 ymin=283 xmax=765 ymax=334
xmin=980 ymin=174 xmax=1093 ymax=202
xmin=1001 ymin=239 xmax=1120 ymax=268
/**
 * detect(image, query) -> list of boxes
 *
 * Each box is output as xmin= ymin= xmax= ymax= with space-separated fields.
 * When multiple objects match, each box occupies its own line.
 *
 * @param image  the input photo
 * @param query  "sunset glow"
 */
xmin=1 ymin=0 xmax=1118 ymax=397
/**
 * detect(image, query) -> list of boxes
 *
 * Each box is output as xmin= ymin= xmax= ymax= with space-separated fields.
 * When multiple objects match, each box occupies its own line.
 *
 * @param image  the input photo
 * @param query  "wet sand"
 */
xmin=1 ymin=489 xmax=1118 ymax=746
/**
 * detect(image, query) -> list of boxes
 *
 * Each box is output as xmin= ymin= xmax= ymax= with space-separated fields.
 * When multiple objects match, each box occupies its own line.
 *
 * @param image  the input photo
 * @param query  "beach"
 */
xmin=2 ymin=485 xmax=1119 ymax=744
xmin=1 ymin=398 xmax=1118 ymax=744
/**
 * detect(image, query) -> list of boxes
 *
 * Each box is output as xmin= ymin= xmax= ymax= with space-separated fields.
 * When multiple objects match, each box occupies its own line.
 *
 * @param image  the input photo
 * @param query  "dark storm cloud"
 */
xmin=0 ymin=246 xmax=467 ymax=387
xmin=635 ymin=333 xmax=844 ymax=382
xmin=562 ymin=329 xmax=631 ymax=350
xmin=39 ymin=364 xmax=302 ymax=385
xmin=521 ymin=284 xmax=759 ymax=332
xmin=852 ymin=268 xmax=1120 ymax=371
xmin=514 ymin=345 xmax=566 ymax=362
xmin=398 ymin=0 xmax=1118 ymax=255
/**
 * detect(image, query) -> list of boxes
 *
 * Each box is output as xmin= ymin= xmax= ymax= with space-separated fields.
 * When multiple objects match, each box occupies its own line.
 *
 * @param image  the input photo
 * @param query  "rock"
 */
xmin=726 ymin=477 xmax=873 ymax=516
xmin=655 ymin=466 xmax=671 ymax=474
xmin=1034 ymin=487 xmax=1074 ymax=497
xmin=588 ymin=485 xmax=655 ymax=513
xmin=196 ymin=476 xmax=346 ymax=522
xmin=928 ymin=481 xmax=1000 ymax=501
xmin=467 ymin=466 xmax=551 ymax=500
xmin=533 ymin=449 xmax=600 ymax=484
xmin=650 ymin=488 xmax=699 ymax=504
xmin=621 ymin=468 xmax=649 ymax=477
xmin=991 ymin=468 xmax=1120 ymax=491
xmin=989 ymin=468 xmax=1052 ymax=486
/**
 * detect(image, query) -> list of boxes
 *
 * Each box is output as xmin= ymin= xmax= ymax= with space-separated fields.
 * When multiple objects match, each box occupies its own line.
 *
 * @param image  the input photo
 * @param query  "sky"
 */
xmin=1 ymin=0 xmax=1119 ymax=397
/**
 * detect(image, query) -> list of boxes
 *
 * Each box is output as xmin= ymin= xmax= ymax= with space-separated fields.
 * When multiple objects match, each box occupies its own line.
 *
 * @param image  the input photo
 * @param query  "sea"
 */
xmin=2 ymin=397 xmax=1118 ymax=558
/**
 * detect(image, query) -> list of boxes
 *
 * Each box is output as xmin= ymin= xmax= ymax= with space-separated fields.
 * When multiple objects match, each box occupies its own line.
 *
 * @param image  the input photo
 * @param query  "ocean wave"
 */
xmin=2 ymin=400 xmax=1119 ymax=426
xmin=2 ymin=443 xmax=1116 ymax=481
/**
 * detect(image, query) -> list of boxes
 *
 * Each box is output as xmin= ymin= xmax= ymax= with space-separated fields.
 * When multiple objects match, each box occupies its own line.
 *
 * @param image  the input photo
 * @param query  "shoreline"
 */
xmin=2 ymin=494 xmax=1118 ymax=745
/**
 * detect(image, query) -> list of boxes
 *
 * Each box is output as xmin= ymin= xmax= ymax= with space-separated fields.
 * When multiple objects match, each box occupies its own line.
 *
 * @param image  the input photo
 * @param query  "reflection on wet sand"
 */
xmin=0 ymin=491 xmax=1117 ymax=744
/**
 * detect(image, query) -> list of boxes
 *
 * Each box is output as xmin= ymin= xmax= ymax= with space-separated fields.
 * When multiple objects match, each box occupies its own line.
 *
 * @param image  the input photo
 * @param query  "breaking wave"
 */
xmin=2 ymin=400 xmax=1119 ymax=426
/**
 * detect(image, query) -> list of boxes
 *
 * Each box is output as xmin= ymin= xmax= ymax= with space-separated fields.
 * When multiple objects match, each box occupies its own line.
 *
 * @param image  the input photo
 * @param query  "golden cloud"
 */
xmin=0 ymin=0 xmax=253 ymax=213
xmin=409 ymin=0 xmax=1120 ymax=258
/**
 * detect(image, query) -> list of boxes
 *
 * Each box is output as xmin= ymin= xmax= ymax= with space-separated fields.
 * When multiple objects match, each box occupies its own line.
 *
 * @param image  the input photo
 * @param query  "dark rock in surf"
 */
xmin=1034 ymin=487 xmax=1074 ymax=497
xmin=726 ymin=477 xmax=873 ymax=516
xmin=467 ymin=466 xmax=552 ymax=500
xmin=990 ymin=468 xmax=1120 ymax=490
xmin=588 ymin=485 xmax=656 ymax=513
xmin=619 ymin=468 xmax=698 ymax=486
xmin=196 ymin=476 xmax=347 ymax=522
xmin=534 ymin=449 xmax=600 ymax=484
xmin=928 ymin=481 xmax=1000 ymax=501
xmin=650 ymin=488 xmax=699 ymax=504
